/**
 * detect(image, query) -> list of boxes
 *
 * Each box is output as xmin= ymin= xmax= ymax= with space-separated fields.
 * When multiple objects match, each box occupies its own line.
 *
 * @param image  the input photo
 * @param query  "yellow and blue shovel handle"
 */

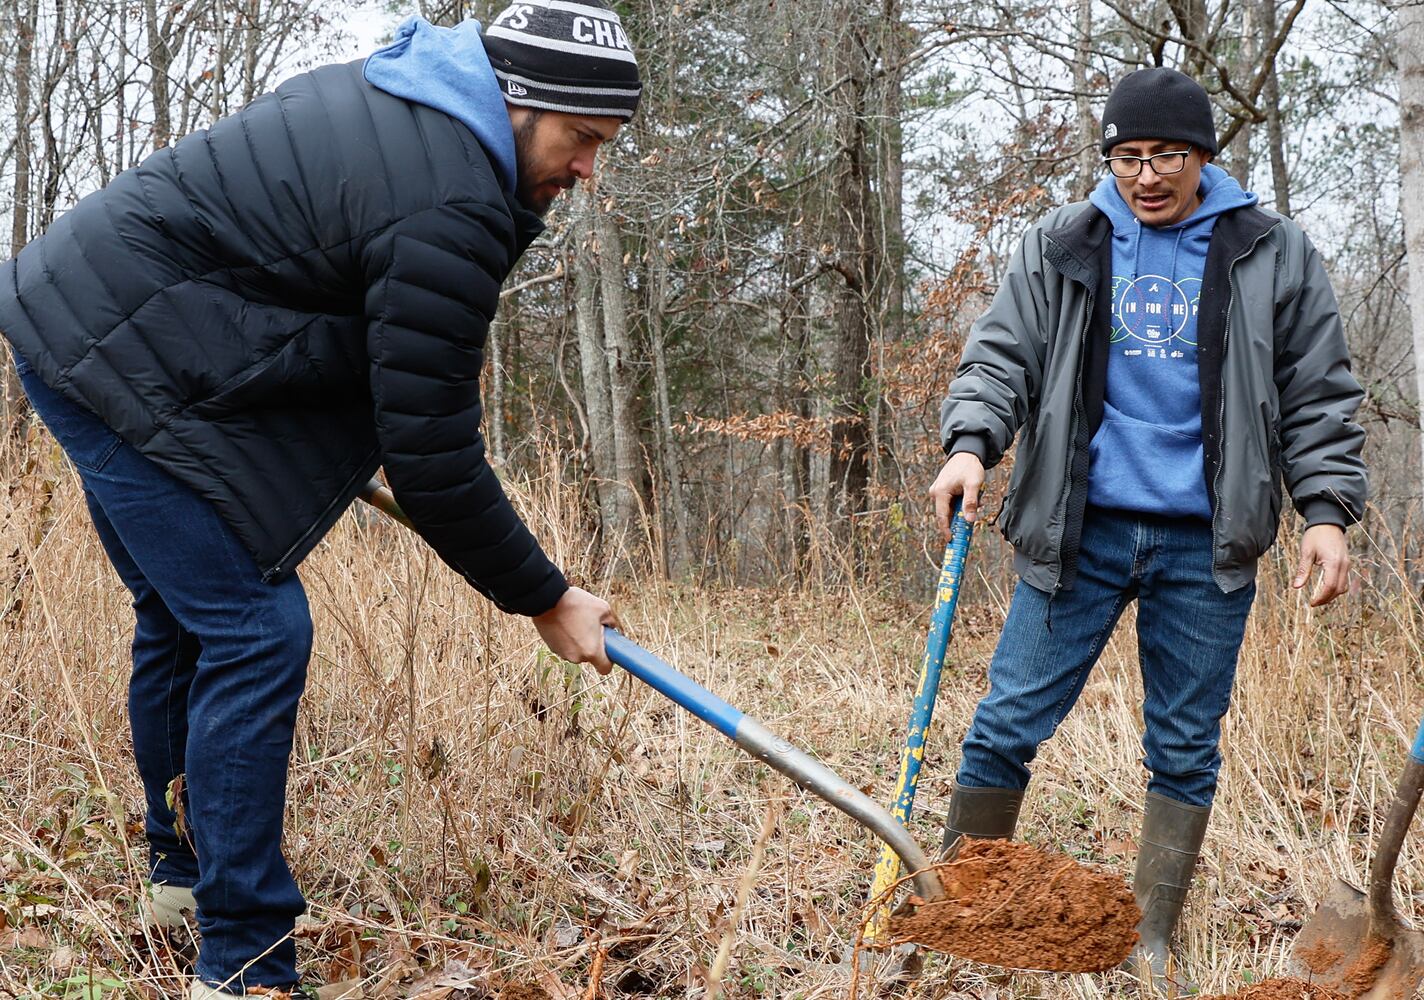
xmin=358 ymin=479 xmax=946 ymax=904
xmin=864 ymin=504 xmax=974 ymax=941
xmin=1414 ymin=716 xmax=1424 ymax=765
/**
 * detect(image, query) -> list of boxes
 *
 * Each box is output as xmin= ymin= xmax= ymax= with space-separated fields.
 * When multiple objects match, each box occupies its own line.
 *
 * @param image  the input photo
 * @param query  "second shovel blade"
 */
xmin=1292 ymin=877 xmax=1424 ymax=999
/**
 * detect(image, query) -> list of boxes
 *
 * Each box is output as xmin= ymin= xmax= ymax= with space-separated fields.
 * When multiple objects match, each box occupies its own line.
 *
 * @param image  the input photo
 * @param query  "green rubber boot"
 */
xmin=940 ymin=781 xmax=1024 ymax=856
xmin=1125 ymin=792 xmax=1211 ymax=996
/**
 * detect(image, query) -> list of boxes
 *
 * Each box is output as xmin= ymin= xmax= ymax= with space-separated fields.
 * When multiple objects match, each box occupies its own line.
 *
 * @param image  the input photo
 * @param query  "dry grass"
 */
xmin=1 ymin=423 xmax=1422 ymax=1000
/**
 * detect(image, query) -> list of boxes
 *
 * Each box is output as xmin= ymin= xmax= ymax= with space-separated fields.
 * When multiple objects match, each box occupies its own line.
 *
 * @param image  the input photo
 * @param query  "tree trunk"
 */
xmin=5 ymin=0 xmax=37 ymax=429
xmin=827 ymin=21 xmax=875 ymax=531
xmin=145 ymin=0 xmax=173 ymax=148
xmin=646 ymin=232 xmax=692 ymax=574
xmin=117 ymin=1 xmax=129 ymax=172
xmin=594 ymin=200 xmax=643 ymax=536
xmin=10 ymin=0 xmax=35 ymax=259
xmin=1071 ymin=0 xmax=1097 ymax=201
xmin=243 ymin=0 xmax=261 ymax=107
xmin=878 ymin=0 xmax=907 ymax=341
xmin=1400 ymin=2 xmax=1424 ymax=488
xmin=1227 ymin=2 xmax=1256 ymax=186
xmin=1261 ymin=0 xmax=1292 ymax=215
xmin=572 ymin=185 xmax=618 ymax=544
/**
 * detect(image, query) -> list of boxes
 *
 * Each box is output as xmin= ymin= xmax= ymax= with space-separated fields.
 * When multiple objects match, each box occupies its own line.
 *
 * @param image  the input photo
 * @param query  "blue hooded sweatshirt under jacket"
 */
xmin=363 ymin=17 xmax=518 ymax=195
xmin=1085 ymin=164 xmax=1258 ymax=518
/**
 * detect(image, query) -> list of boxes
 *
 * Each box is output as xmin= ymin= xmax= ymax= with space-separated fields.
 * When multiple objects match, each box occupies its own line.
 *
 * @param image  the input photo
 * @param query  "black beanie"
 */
xmin=484 ymin=1 xmax=642 ymax=121
xmin=1100 ymin=68 xmax=1217 ymax=155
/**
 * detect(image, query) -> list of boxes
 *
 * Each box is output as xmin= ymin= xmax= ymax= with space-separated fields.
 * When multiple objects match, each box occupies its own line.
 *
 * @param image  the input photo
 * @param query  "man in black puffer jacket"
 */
xmin=0 ymin=3 xmax=640 ymax=995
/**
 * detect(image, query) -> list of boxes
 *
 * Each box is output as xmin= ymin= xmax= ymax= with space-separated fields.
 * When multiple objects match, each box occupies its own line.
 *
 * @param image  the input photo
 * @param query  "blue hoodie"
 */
xmin=363 ymin=17 xmax=518 ymax=195
xmin=1085 ymin=164 xmax=1258 ymax=518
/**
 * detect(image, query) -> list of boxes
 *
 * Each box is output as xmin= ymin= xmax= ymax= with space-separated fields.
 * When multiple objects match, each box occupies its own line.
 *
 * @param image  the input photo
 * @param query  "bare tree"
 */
xmin=1401 ymin=0 xmax=1424 ymax=485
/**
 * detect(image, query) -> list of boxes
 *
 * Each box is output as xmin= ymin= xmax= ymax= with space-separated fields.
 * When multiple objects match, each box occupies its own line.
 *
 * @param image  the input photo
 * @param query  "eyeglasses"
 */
xmin=1103 ymin=149 xmax=1192 ymax=178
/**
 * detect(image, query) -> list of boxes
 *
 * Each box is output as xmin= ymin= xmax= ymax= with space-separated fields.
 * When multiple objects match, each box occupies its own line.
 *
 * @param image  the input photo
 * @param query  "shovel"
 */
xmin=863 ymin=504 xmax=973 ymax=947
xmin=357 ymin=479 xmax=947 ymax=905
xmin=1292 ymin=717 xmax=1424 ymax=999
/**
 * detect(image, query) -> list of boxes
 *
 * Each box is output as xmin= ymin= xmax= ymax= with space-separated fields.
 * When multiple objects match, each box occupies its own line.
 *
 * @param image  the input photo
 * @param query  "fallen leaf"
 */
xmin=48 ymin=944 xmax=78 ymax=973
xmin=1 ymin=926 xmax=49 ymax=949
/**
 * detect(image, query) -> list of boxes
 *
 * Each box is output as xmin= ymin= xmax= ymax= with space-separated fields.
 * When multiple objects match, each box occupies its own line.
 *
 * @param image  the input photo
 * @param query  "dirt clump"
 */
xmin=1200 ymin=978 xmax=1346 ymax=1000
xmin=497 ymin=984 xmax=551 ymax=1000
xmin=1342 ymin=935 xmax=1393 ymax=996
xmin=1298 ymin=939 xmax=1345 ymax=975
xmin=885 ymin=839 xmax=1140 ymax=972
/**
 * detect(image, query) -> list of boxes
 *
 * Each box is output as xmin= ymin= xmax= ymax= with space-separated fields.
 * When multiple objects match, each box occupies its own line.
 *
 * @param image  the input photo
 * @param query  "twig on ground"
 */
xmin=706 ymin=793 xmax=783 ymax=1000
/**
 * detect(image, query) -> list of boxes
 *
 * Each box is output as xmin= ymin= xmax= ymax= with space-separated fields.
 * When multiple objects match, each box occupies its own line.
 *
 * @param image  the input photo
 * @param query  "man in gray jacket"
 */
xmin=930 ymin=68 xmax=1365 ymax=989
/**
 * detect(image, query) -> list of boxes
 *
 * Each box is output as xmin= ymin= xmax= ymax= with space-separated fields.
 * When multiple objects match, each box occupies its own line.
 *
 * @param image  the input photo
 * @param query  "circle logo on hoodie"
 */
xmin=1111 ymin=274 xmax=1201 ymax=349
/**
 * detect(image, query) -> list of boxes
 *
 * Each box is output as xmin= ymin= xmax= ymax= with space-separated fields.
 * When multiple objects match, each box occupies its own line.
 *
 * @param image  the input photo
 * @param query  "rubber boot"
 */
xmin=940 ymin=781 xmax=1024 ymax=856
xmin=1125 ymin=792 xmax=1211 ymax=996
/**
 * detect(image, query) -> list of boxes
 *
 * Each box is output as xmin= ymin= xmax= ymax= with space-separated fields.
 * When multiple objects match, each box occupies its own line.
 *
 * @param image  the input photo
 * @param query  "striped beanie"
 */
xmin=483 ymin=2 xmax=641 ymax=121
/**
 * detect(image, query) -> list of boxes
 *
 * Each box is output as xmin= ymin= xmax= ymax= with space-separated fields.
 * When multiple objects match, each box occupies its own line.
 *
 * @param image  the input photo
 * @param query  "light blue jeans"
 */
xmin=957 ymin=506 xmax=1256 ymax=806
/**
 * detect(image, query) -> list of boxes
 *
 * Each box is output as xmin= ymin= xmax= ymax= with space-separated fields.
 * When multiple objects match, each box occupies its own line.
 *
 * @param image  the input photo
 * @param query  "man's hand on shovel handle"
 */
xmin=930 ymin=452 xmax=986 ymax=538
xmin=533 ymin=586 xmax=620 ymax=674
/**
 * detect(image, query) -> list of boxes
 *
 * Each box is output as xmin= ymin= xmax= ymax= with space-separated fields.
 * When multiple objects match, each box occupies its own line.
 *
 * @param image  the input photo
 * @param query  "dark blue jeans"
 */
xmin=17 ymin=355 xmax=309 ymax=992
xmin=957 ymin=506 xmax=1256 ymax=806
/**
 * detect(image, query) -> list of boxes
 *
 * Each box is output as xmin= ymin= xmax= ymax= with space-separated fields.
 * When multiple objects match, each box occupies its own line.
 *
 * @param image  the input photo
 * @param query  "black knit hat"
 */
xmin=484 ymin=1 xmax=641 ymax=121
xmin=1101 ymin=68 xmax=1218 ymax=155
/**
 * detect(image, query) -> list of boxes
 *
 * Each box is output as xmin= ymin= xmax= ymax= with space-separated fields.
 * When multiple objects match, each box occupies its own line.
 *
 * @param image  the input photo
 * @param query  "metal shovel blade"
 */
xmin=1293 ymin=876 xmax=1424 ymax=999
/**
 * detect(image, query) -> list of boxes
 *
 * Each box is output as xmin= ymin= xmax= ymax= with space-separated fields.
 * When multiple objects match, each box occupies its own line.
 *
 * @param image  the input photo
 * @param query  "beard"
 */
xmin=513 ymin=113 xmax=575 ymax=217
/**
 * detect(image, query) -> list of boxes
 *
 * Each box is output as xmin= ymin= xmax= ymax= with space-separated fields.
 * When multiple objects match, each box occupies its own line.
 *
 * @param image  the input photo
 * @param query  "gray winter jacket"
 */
xmin=940 ymin=200 xmax=1367 ymax=593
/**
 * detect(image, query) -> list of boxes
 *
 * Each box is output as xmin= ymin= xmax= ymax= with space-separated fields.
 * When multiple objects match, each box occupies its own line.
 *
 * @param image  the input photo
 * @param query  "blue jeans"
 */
xmin=957 ymin=506 xmax=1256 ymax=806
xmin=17 ymin=355 xmax=309 ymax=992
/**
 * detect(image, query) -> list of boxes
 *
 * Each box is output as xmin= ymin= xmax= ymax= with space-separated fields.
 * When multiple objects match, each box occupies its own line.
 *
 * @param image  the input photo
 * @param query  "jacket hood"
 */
xmin=1088 ymin=163 xmax=1257 ymax=285
xmin=364 ymin=17 xmax=518 ymax=194
xmin=1089 ymin=163 xmax=1257 ymax=236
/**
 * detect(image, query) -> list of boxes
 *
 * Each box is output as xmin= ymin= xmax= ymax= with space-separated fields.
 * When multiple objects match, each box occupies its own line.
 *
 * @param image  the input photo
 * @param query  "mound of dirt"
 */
xmin=885 ymin=839 xmax=1140 ymax=972
xmin=497 ymin=984 xmax=551 ymax=1000
xmin=1200 ymin=978 xmax=1346 ymax=1000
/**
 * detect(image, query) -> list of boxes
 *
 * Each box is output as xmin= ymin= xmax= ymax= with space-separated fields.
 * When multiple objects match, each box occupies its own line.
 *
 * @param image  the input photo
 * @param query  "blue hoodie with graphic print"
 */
xmin=1085 ymin=164 xmax=1258 ymax=518
xmin=363 ymin=17 xmax=519 ymax=195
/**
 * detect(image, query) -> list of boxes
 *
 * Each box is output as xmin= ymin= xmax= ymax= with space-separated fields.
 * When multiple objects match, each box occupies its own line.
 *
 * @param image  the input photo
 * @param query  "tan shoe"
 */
xmin=187 ymin=979 xmax=232 ymax=998
xmin=147 ymin=882 xmax=197 ymax=930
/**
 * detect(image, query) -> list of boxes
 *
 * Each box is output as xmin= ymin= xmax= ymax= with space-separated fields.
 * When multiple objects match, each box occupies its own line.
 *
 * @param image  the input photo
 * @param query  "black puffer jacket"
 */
xmin=0 ymin=60 xmax=567 ymax=616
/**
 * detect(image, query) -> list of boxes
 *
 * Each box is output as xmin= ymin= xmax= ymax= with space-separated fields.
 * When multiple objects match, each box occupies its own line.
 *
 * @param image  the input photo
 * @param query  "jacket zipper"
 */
xmin=1055 ymin=287 xmax=1094 ymax=592
xmin=1208 ymin=224 xmax=1281 ymax=576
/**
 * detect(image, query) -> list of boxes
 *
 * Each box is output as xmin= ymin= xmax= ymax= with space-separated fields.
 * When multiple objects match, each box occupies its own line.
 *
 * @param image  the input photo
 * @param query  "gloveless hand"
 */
xmin=533 ymin=586 xmax=620 ymax=674
xmin=1293 ymin=524 xmax=1350 ymax=607
xmin=929 ymin=452 xmax=987 ymax=539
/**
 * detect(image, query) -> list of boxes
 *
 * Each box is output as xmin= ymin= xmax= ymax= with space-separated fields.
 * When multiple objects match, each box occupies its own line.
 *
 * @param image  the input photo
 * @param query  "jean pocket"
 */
xmin=11 ymin=350 xmax=32 ymax=377
xmin=25 ymin=375 xmax=122 ymax=474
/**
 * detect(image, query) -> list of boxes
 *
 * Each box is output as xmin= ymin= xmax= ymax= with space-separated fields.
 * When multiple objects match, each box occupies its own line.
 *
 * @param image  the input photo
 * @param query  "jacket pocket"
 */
xmin=189 ymin=316 xmax=361 ymax=417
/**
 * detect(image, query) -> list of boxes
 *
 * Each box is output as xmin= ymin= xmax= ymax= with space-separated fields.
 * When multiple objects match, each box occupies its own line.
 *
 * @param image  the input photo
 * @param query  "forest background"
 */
xmin=2 ymin=1 xmax=1424 ymax=998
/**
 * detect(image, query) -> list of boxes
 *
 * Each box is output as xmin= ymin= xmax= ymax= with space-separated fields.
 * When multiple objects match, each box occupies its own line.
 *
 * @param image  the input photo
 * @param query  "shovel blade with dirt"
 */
xmin=1293 ymin=720 xmax=1424 ymax=1000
